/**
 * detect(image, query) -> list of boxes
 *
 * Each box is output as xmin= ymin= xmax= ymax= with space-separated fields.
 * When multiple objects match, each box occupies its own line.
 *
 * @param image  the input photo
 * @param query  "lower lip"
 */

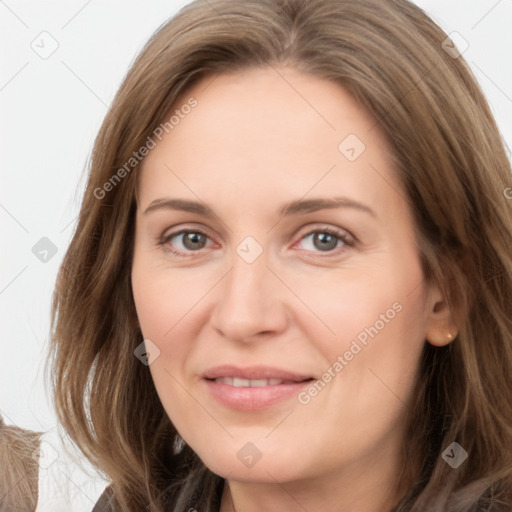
xmin=202 ymin=379 xmax=313 ymax=411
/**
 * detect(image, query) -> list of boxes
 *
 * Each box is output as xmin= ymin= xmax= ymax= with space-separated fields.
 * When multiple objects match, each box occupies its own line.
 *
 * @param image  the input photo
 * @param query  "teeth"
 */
xmin=215 ymin=377 xmax=285 ymax=387
xmin=233 ymin=377 xmax=250 ymax=387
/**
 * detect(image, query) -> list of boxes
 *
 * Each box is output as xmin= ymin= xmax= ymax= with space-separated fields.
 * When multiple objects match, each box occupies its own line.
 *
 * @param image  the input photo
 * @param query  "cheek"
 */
xmin=131 ymin=257 xmax=211 ymax=340
xmin=131 ymin=258 xmax=218 ymax=409
xmin=131 ymin=264 xmax=201 ymax=435
xmin=291 ymin=256 xmax=426 ymax=355
xmin=300 ymin=245 xmax=429 ymax=410
xmin=294 ymin=274 xmax=428 ymax=470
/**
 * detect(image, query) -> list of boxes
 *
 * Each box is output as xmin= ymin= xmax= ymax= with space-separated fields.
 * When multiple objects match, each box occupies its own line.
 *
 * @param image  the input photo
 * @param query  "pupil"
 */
xmin=185 ymin=232 xmax=205 ymax=249
xmin=315 ymin=233 xmax=337 ymax=251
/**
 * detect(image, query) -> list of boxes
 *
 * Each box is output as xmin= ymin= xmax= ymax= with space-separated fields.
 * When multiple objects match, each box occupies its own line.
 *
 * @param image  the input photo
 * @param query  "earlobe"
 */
xmin=426 ymin=329 xmax=457 ymax=347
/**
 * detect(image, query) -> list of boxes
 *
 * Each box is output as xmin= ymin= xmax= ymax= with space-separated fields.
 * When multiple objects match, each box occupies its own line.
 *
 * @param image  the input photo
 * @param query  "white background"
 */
xmin=1 ymin=0 xmax=511 ymax=509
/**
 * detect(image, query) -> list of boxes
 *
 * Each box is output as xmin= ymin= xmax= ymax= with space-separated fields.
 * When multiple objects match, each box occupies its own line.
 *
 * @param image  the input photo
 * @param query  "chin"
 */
xmin=193 ymin=441 xmax=311 ymax=483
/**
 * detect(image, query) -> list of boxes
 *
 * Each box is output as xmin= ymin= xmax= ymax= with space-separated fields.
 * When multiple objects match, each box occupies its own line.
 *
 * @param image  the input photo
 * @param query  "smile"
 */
xmin=201 ymin=366 xmax=315 ymax=410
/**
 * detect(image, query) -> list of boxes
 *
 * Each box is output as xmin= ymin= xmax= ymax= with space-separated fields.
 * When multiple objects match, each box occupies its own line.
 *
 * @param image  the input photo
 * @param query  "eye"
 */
xmin=159 ymin=229 xmax=214 ymax=256
xmin=294 ymin=226 xmax=355 ymax=255
xmin=158 ymin=225 xmax=355 ymax=257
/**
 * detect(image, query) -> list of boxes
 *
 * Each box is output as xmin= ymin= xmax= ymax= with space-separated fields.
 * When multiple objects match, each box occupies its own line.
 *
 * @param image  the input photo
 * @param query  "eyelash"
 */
xmin=158 ymin=225 xmax=355 ymax=258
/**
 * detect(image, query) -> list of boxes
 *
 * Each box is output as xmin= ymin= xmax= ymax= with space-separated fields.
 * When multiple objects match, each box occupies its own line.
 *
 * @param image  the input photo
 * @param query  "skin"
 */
xmin=131 ymin=66 xmax=456 ymax=512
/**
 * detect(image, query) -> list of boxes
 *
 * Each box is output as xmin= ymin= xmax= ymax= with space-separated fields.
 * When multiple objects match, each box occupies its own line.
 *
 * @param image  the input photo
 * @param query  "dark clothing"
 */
xmin=91 ymin=487 xmax=114 ymax=512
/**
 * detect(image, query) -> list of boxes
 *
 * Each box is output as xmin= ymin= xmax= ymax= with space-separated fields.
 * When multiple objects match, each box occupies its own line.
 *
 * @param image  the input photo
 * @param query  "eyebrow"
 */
xmin=143 ymin=196 xmax=376 ymax=218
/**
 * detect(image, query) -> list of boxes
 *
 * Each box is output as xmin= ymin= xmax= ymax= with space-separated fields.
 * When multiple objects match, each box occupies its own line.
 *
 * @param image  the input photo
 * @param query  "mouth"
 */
xmin=201 ymin=365 xmax=315 ymax=410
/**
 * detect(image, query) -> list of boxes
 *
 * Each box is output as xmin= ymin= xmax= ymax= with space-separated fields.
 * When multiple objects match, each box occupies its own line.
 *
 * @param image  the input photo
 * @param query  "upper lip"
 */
xmin=201 ymin=365 xmax=314 ymax=382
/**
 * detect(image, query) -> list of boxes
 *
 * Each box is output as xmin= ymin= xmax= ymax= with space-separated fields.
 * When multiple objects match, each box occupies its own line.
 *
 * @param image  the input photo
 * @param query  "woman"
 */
xmin=49 ymin=0 xmax=512 ymax=510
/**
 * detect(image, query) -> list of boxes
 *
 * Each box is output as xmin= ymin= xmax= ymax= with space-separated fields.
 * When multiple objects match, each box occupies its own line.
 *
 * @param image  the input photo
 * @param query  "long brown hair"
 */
xmin=48 ymin=0 xmax=512 ymax=510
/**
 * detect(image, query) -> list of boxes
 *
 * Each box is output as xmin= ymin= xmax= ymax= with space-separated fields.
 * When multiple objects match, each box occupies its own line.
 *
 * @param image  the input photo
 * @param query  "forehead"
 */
xmin=137 ymin=66 xmax=403 ymax=216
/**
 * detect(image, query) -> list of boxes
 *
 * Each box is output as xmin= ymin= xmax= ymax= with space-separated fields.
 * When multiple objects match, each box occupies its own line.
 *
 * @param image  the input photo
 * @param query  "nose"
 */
xmin=209 ymin=245 xmax=290 ymax=343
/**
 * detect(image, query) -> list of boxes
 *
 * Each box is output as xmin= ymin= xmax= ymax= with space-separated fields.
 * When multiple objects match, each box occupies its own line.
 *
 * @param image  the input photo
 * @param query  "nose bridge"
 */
xmin=210 ymin=238 xmax=288 ymax=340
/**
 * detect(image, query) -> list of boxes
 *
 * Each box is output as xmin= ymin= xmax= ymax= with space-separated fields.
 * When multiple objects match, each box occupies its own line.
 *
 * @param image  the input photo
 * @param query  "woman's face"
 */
xmin=131 ymin=66 xmax=441 ymax=488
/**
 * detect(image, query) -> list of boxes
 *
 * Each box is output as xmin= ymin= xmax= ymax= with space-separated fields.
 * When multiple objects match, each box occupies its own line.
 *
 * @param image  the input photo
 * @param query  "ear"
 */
xmin=425 ymin=280 xmax=463 ymax=347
